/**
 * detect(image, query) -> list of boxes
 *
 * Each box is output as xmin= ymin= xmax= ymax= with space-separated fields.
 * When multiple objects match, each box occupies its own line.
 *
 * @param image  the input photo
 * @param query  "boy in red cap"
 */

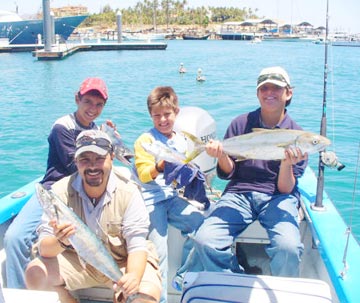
xmin=4 ymin=77 xmax=111 ymax=289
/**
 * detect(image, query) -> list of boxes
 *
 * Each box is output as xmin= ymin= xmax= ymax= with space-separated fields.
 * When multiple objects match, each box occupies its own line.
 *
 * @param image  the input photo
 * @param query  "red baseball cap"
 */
xmin=79 ymin=77 xmax=108 ymax=100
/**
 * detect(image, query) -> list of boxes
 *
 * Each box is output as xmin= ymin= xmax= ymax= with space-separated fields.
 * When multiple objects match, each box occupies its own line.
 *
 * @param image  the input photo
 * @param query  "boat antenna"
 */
xmin=313 ymin=0 xmax=330 ymax=209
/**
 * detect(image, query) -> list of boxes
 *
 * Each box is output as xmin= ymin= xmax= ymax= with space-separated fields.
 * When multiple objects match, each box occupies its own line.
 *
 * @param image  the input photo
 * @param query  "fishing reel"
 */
xmin=320 ymin=151 xmax=345 ymax=171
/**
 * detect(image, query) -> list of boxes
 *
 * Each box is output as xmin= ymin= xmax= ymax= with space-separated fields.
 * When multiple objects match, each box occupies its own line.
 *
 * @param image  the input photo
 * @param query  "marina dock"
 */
xmin=0 ymin=41 xmax=167 ymax=60
xmin=0 ymin=44 xmax=43 ymax=53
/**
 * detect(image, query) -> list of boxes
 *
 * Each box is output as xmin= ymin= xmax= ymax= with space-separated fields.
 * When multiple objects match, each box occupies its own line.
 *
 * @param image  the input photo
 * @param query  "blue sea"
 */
xmin=0 ymin=39 xmax=359 ymax=242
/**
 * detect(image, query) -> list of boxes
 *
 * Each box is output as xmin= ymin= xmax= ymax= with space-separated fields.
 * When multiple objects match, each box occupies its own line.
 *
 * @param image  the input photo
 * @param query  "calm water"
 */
xmin=0 ymin=39 xmax=359 ymax=241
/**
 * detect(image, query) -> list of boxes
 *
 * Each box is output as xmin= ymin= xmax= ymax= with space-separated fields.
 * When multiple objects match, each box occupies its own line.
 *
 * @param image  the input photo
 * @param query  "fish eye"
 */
xmin=313 ymin=139 xmax=319 ymax=145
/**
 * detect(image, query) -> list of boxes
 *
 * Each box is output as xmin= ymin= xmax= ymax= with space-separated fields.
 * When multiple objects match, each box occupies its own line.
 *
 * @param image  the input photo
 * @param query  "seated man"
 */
xmin=4 ymin=77 xmax=110 ymax=289
xmin=25 ymin=129 xmax=161 ymax=303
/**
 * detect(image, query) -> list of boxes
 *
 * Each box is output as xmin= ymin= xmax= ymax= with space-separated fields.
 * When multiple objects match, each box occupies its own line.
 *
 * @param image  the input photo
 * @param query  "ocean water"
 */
xmin=0 ymin=39 xmax=359 ymax=242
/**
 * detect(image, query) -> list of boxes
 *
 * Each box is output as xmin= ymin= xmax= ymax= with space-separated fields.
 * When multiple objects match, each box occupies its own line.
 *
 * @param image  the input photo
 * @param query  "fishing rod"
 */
xmin=314 ymin=0 xmax=330 ymax=209
xmin=314 ymin=0 xmax=345 ymax=209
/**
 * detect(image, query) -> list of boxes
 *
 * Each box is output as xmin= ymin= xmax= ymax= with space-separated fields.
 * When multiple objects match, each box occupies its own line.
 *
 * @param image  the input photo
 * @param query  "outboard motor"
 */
xmin=174 ymin=106 xmax=217 ymax=185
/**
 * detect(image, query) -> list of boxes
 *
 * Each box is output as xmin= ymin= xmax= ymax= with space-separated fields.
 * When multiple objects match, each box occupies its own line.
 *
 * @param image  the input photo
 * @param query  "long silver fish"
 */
xmin=35 ymin=183 xmax=123 ymax=283
xmin=183 ymin=128 xmax=331 ymax=161
xmin=101 ymin=123 xmax=134 ymax=166
xmin=36 ymin=184 xmax=156 ymax=303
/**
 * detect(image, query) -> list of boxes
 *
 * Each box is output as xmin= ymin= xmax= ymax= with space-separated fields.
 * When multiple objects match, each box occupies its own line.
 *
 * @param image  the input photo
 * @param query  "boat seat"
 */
xmin=234 ymin=220 xmax=271 ymax=245
xmin=234 ymin=202 xmax=306 ymax=245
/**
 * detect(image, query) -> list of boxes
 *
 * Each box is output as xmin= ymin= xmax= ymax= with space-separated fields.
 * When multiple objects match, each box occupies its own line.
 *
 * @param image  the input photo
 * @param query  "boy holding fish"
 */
xmin=183 ymin=66 xmax=308 ymax=281
xmin=4 ymin=77 xmax=113 ymax=289
xmin=25 ymin=129 xmax=161 ymax=303
xmin=133 ymin=86 xmax=206 ymax=302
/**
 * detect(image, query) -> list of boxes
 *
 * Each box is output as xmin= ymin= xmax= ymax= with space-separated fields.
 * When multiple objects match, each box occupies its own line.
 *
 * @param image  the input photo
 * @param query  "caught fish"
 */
xmin=101 ymin=123 xmax=134 ymax=166
xmin=35 ymin=183 xmax=123 ymax=283
xmin=141 ymin=141 xmax=192 ymax=165
xmin=183 ymin=128 xmax=331 ymax=161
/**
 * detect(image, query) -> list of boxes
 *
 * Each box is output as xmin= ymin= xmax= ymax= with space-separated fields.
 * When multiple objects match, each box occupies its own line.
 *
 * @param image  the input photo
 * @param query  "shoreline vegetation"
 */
xmin=75 ymin=3 xmax=261 ymax=39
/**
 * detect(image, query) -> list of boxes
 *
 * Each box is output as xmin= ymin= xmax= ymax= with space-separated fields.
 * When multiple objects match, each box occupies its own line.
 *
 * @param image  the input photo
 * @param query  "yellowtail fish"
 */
xmin=141 ymin=141 xmax=193 ymax=164
xmin=183 ymin=128 xmax=331 ymax=161
xmin=101 ymin=123 xmax=134 ymax=166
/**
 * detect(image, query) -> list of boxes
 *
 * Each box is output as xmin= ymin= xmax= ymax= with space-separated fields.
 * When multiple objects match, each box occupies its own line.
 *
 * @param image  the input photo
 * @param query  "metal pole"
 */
xmin=117 ymin=12 xmax=122 ymax=43
xmin=153 ymin=0 xmax=157 ymax=31
xmin=50 ymin=11 xmax=55 ymax=44
xmin=42 ymin=0 xmax=52 ymax=51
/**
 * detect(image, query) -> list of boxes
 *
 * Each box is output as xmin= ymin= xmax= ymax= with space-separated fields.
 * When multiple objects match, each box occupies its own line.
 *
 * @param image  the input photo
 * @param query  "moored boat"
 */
xmin=219 ymin=31 xmax=258 ymax=41
xmin=217 ymin=21 xmax=264 ymax=41
xmin=122 ymin=32 xmax=166 ymax=42
xmin=0 ymin=10 xmax=88 ymax=45
xmin=332 ymin=37 xmax=360 ymax=47
xmin=332 ymin=41 xmax=360 ymax=47
xmin=263 ymin=34 xmax=301 ymax=42
xmin=182 ymin=33 xmax=210 ymax=40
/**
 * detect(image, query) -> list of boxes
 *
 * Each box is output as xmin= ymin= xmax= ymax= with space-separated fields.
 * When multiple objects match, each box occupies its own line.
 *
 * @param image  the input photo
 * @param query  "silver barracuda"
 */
xmin=35 ymin=183 xmax=123 ymax=283
xmin=101 ymin=123 xmax=134 ymax=166
xmin=183 ymin=128 xmax=331 ymax=161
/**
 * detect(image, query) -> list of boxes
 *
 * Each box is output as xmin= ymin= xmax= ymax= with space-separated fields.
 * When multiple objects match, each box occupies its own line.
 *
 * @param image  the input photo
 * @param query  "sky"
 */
xmin=2 ymin=0 xmax=359 ymax=33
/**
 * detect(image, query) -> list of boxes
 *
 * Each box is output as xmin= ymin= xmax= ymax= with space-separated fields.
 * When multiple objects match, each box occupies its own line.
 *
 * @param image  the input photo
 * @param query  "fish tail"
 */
xmin=182 ymin=131 xmax=203 ymax=145
xmin=182 ymin=131 xmax=206 ymax=163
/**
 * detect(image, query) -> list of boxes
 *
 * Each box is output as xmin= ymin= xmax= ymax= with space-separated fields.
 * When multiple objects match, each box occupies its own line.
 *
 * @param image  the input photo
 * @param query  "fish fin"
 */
xmin=182 ymin=131 xmax=206 ymax=163
xmin=251 ymin=128 xmax=267 ymax=132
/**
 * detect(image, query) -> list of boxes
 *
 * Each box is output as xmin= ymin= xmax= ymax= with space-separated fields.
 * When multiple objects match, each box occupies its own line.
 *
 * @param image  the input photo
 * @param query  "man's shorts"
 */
xmin=58 ymin=246 xmax=161 ymax=296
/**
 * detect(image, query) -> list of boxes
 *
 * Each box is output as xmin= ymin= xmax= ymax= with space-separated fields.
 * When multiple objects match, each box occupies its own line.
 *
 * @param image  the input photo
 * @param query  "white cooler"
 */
xmin=181 ymin=271 xmax=332 ymax=303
